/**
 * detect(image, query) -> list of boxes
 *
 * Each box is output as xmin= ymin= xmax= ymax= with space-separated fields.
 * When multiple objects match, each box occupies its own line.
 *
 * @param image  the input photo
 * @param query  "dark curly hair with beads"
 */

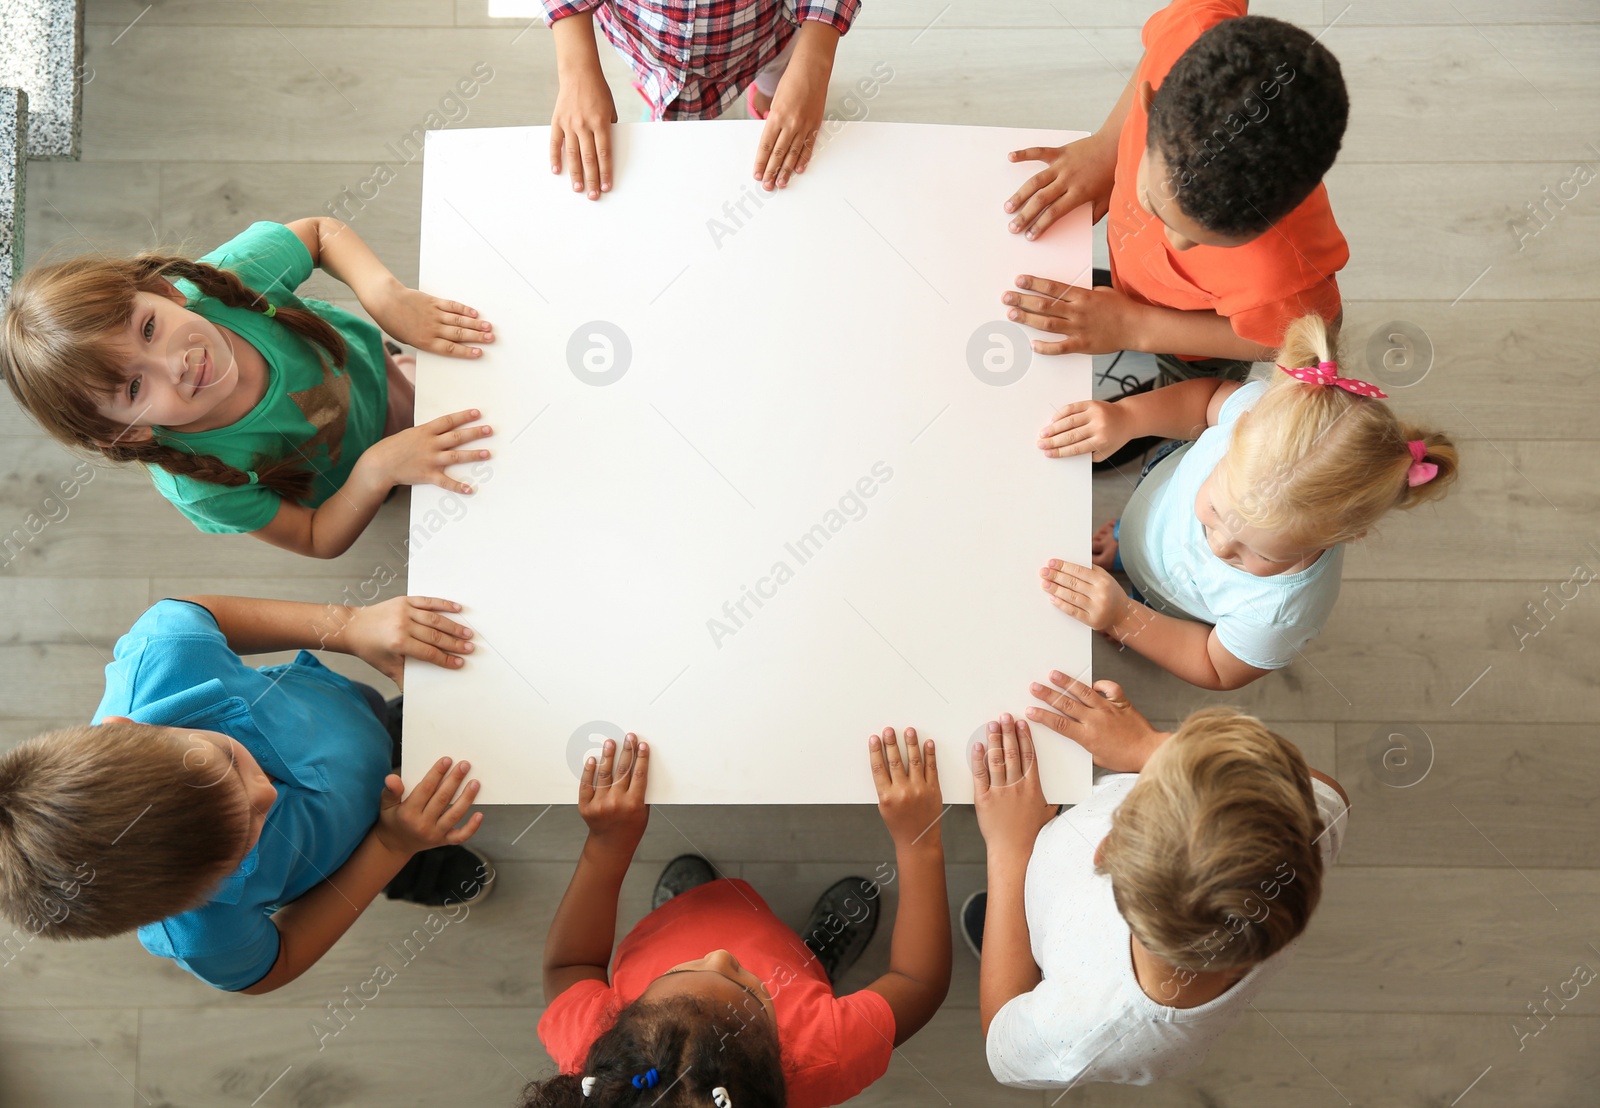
xmin=1147 ymin=14 xmax=1348 ymax=237
xmin=518 ymin=996 xmax=786 ymax=1108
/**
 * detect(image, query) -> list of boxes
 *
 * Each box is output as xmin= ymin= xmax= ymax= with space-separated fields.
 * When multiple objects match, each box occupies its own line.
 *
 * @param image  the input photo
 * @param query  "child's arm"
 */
xmin=1038 ymin=377 xmax=1238 ymax=462
xmin=1005 ymin=58 xmax=1139 ymax=235
xmin=284 ymin=218 xmax=494 ymax=358
xmin=971 ymin=715 xmax=1056 ymax=1036
xmin=1005 ymin=274 xmax=1278 ymax=360
xmin=548 ymin=10 xmax=617 ymax=201
xmin=250 ymin=407 xmax=493 ymax=560
xmin=543 ymin=734 xmax=650 ymax=999
xmin=239 ymin=757 xmax=483 ymax=994
xmin=754 ymin=20 xmax=842 ymax=191
xmin=176 ymin=594 xmax=475 ymax=686
xmin=1038 ymin=562 xmax=1272 ymax=691
xmin=862 ymin=727 xmax=951 ymax=1046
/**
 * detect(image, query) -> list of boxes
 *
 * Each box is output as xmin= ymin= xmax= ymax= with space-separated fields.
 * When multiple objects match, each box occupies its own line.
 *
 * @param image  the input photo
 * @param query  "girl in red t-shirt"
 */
xmin=519 ymin=729 xmax=950 ymax=1108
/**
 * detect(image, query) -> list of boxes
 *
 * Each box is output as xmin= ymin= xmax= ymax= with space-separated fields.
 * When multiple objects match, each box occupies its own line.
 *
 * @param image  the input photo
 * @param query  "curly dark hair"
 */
xmin=1147 ymin=15 xmax=1348 ymax=236
xmin=519 ymin=995 xmax=786 ymax=1108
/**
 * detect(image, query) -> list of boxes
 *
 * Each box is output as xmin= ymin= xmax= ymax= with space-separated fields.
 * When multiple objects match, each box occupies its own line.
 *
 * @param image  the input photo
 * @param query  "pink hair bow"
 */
xmin=1277 ymin=360 xmax=1388 ymax=399
xmin=1406 ymin=440 xmax=1438 ymax=487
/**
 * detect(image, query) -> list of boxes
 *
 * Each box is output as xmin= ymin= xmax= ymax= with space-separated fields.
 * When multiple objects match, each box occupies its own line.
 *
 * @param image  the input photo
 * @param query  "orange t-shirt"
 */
xmin=1105 ymin=0 xmax=1348 ymax=355
xmin=537 ymin=879 xmax=897 ymax=1108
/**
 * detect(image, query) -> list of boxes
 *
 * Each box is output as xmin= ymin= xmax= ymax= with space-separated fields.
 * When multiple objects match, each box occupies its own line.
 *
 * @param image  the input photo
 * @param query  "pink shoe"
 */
xmin=745 ymin=84 xmax=769 ymax=120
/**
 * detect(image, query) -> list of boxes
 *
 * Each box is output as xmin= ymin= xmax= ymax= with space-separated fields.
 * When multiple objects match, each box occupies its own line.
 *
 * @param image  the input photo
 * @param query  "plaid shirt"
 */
xmin=541 ymin=0 xmax=861 ymax=120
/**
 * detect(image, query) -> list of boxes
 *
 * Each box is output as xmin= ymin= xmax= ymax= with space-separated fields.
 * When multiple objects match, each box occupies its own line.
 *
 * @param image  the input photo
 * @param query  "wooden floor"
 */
xmin=5 ymin=1 xmax=1598 ymax=1104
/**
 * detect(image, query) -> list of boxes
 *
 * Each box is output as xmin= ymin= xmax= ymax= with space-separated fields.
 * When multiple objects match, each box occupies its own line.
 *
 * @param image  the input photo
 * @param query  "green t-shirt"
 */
xmin=146 ymin=221 xmax=388 ymax=534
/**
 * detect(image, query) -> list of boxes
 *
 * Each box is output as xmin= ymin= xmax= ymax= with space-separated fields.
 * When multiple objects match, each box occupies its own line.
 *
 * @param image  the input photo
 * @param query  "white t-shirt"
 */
xmin=1117 ymin=380 xmax=1346 ymax=670
xmin=985 ymin=771 xmax=1349 ymax=1088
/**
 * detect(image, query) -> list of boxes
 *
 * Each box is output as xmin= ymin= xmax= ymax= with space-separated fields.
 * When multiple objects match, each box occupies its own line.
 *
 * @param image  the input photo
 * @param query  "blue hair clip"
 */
xmin=631 ymin=1068 xmax=660 ymax=1090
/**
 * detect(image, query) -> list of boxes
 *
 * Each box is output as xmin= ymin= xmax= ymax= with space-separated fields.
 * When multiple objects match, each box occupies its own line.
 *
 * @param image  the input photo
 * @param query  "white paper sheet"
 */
xmin=406 ymin=121 xmax=1093 ymax=804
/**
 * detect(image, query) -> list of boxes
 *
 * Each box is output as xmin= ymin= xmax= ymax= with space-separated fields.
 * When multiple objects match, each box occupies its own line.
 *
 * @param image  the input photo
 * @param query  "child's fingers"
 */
xmin=407 ymin=596 xmax=466 ymax=616
xmin=426 ymin=408 xmax=484 ymax=434
xmin=408 ymin=613 xmax=473 ymax=657
xmin=409 ymin=605 xmax=473 ymax=641
xmin=579 ymin=132 xmax=602 ymax=200
xmin=922 ymin=737 xmax=940 ymax=788
xmin=380 ymin=773 xmax=406 ymax=811
xmin=579 ymin=755 xmax=597 ymax=804
xmin=795 ymin=130 xmax=817 ymax=173
xmin=1017 ymin=718 xmax=1038 ymax=777
xmin=429 ymin=472 xmax=475 ymax=496
xmin=881 ymin=726 xmax=904 ymax=780
xmin=596 ymin=129 xmax=613 ymax=194
xmin=985 ymin=721 xmax=1007 ymax=785
xmin=445 ymin=810 xmax=485 ymax=845
xmin=1025 ymin=704 xmax=1073 ymax=737
xmin=1025 ymin=197 xmax=1072 ymax=240
xmin=593 ymin=738 xmax=615 ymax=790
xmin=550 ymin=123 xmax=566 ymax=174
xmin=624 ymin=739 xmax=649 ymax=796
xmin=439 ymin=423 xmax=494 ymax=448
xmin=753 ymin=121 xmax=778 ymax=179
xmin=405 ymin=756 xmax=453 ymax=808
xmin=566 ymin=133 xmax=584 ymax=192
xmin=970 ymin=740 xmax=989 ymax=794
xmin=867 ymin=733 xmax=890 ymax=790
xmin=437 ymin=777 xmax=481 ymax=832
xmin=1015 ymin=274 xmax=1080 ymax=302
xmin=776 ymin=130 xmax=807 ymax=188
xmin=1000 ymin=713 xmax=1022 ymax=785
xmin=761 ymin=130 xmax=793 ymax=189
xmin=903 ymin=725 xmax=924 ymax=782
xmin=612 ymin=733 xmax=636 ymax=785
xmin=1012 ymin=181 xmax=1068 ymax=236
xmin=421 ymin=759 xmax=472 ymax=822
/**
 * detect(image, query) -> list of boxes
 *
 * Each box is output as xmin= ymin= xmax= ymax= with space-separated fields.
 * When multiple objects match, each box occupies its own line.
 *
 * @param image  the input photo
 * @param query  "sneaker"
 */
xmin=960 ymin=890 xmax=986 ymax=959
xmin=653 ymin=854 xmax=718 ymax=911
xmin=384 ymin=844 xmax=495 ymax=907
xmin=801 ymin=877 xmax=880 ymax=984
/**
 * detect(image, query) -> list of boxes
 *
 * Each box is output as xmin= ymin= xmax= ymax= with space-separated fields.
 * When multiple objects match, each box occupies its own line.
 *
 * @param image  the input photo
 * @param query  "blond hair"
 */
xmin=1096 ymin=708 xmax=1325 ymax=971
xmin=1 ymin=248 xmax=348 ymax=502
xmin=0 ymin=721 xmax=251 ymax=940
xmin=1222 ymin=314 xmax=1459 ymax=549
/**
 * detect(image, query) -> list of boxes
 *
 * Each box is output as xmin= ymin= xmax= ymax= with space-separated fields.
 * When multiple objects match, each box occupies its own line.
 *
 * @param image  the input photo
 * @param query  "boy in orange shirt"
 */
xmin=1001 ymin=2 xmax=1349 ymax=405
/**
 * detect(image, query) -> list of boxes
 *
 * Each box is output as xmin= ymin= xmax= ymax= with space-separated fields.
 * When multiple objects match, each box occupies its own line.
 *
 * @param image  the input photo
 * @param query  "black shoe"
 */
xmin=1092 ymin=267 xmax=1111 ymax=288
xmin=653 ymin=854 xmax=718 ymax=911
xmin=384 ymin=844 xmax=495 ymax=907
xmin=384 ymin=696 xmax=404 ymax=769
xmin=960 ymin=890 xmax=986 ymax=959
xmin=801 ymin=877 xmax=881 ymax=984
xmin=1092 ymin=378 xmax=1168 ymax=472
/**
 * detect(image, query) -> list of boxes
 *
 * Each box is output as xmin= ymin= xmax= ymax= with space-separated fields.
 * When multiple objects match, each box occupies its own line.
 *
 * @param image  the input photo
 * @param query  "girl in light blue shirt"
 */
xmin=1033 ymin=314 xmax=1459 ymax=690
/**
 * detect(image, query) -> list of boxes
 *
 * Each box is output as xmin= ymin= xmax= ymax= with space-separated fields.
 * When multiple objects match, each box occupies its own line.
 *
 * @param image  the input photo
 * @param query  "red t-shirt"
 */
xmin=538 ymin=879 xmax=897 ymax=1108
xmin=1105 ymin=0 xmax=1349 ymax=354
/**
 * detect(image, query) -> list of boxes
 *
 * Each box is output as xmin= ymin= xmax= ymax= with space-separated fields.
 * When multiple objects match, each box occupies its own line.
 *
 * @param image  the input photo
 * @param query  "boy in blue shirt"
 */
xmin=0 ymin=592 xmax=489 ymax=992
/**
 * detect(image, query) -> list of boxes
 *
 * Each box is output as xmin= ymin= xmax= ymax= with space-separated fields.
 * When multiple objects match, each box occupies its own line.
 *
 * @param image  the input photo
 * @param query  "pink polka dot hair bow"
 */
xmin=1406 ymin=440 xmax=1439 ymax=487
xmin=1277 ymin=360 xmax=1388 ymax=399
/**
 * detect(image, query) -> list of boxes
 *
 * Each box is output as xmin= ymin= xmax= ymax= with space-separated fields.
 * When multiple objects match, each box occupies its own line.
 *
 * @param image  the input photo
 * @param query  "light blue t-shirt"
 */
xmin=93 ymin=600 xmax=391 ymax=991
xmin=1118 ymin=380 xmax=1344 ymax=670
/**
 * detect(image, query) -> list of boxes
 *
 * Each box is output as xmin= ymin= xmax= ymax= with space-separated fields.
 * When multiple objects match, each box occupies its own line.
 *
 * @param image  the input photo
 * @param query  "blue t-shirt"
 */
xmin=1117 ymin=380 xmax=1345 ymax=670
xmin=93 ymin=600 xmax=392 ymax=991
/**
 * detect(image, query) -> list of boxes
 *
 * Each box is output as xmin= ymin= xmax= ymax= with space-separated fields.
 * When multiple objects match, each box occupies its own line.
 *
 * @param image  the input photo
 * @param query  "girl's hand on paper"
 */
xmin=368 ymin=283 xmax=494 ymax=359
xmin=361 ymin=408 xmax=492 ymax=496
xmin=1037 ymin=399 xmax=1131 ymax=461
xmin=1005 ymin=132 xmax=1116 ymax=237
xmin=755 ymin=44 xmax=831 ymax=190
xmin=868 ymin=727 xmax=944 ymax=851
xmin=1026 ymin=673 xmax=1167 ymax=773
xmin=1040 ymin=558 xmax=1131 ymax=633
xmin=1003 ymin=276 xmax=1145 ymax=356
xmin=579 ymin=733 xmax=650 ymax=856
xmin=551 ymin=64 xmax=618 ymax=200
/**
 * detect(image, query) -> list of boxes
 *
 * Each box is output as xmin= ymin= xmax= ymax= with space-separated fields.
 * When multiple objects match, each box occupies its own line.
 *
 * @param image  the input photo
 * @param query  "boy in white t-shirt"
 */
xmin=965 ymin=676 xmax=1349 ymax=1087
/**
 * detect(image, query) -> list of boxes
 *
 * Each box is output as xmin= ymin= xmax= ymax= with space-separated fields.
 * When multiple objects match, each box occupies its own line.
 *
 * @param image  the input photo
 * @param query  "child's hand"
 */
xmin=375 ymin=757 xmax=484 ymax=857
xmin=1005 ymin=132 xmax=1117 ymax=239
xmin=368 ymin=283 xmax=494 ymax=359
xmin=754 ymin=52 xmax=830 ymax=190
xmin=362 ymin=408 xmax=491 ymax=495
xmin=1026 ymin=673 xmax=1167 ymax=773
xmin=551 ymin=65 xmax=617 ymax=200
xmin=971 ymin=714 xmax=1055 ymax=853
xmin=1003 ymin=277 xmax=1146 ymax=356
xmin=338 ymin=595 xmax=474 ymax=687
xmin=1038 ymin=399 xmax=1132 ymax=461
xmin=868 ymin=727 xmax=944 ymax=851
xmin=579 ymin=733 xmax=650 ymax=855
xmin=1040 ymin=558 xmax=1131 ymax=633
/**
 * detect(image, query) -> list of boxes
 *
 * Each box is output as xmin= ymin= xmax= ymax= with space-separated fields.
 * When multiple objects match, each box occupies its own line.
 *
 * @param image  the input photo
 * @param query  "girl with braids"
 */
xmin=1031 ymin=313 xmax=1460 ymax=691
xmin=523 ymin=727 xmax=950 ymax=1108
xmin=1 ymin=219 xmax=496 ymax=558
